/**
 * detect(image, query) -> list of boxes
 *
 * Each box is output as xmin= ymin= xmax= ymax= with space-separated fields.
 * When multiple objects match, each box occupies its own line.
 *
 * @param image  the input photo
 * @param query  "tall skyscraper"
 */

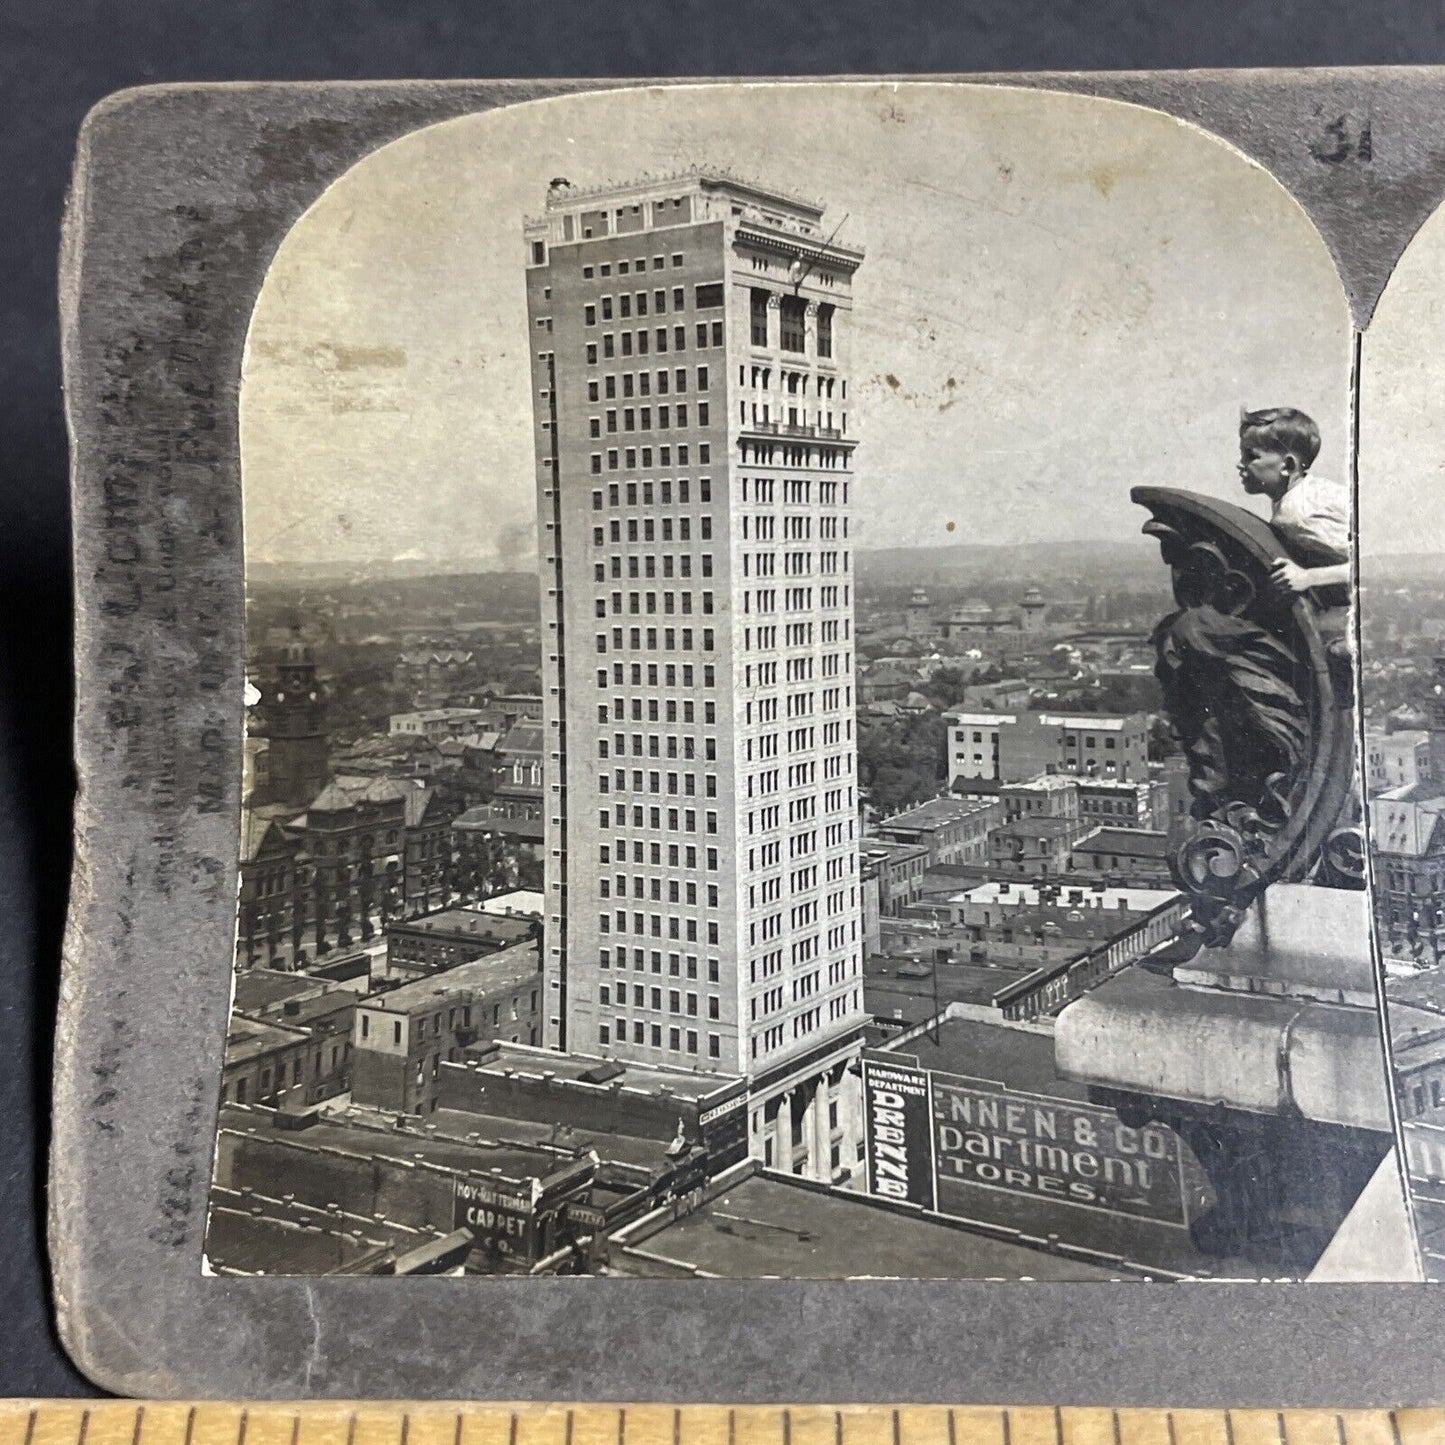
xmin=523 ymin=169 xmax=869 ymax=1179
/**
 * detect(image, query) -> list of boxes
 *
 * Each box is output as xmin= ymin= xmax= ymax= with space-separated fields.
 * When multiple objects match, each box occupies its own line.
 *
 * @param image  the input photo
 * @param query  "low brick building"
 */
xmin=871 ymin=794 xmax=1004 ymax=868
xmin=988 ymin=816 xmax=1083 ymax=878
xmin=352 ymin=940 xmax=543 ymax=1115
xmin=1076 ymin=777 xmax=1170 ymax=832
xmin=1068 ymin=826 xmax=1172 ymax=887
xmin=860 ymin=839 xmax=930 ymax=917
xmin=384 ymin=905 xmax=537 ymax=980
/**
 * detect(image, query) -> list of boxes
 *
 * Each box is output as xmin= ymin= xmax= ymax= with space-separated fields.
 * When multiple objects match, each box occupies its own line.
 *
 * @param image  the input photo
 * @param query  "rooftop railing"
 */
xmin=991 ymin=893 xmax=1187 ymax=1022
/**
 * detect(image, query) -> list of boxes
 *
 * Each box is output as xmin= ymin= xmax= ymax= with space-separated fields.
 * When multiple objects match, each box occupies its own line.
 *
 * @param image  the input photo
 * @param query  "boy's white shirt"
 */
xmin=1270 ymin=472 xmax=1351 ymax=565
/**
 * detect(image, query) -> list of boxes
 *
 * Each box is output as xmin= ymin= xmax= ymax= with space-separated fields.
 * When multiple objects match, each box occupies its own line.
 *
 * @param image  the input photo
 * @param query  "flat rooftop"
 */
xmin=1005 ymin=774 xmax=1079 ymax=793
xmin=396 ymin=707 xmax=485 ymax=719
xmin=1072 ymin=828 xmax=1170 ymax=858
xmin=388 ymin=907 xmax=536 ymax=942
xmin=433 ymin=1108 xmax=678 ymax=1174
xmin=232 ymin=970 xmax=328 ymax=1014
xmin=206 ymin=1199 xmax=398 ymax=1276
xmin=1387 ymin=968 xmax=1445 ymax=1015
xmin=224 ymin=1015 xmax=309 ymax=1067
xmin=282 ymin=990 xmax=358 ymax=1025
xmin=1390 ymin=1003 xmax=1445 ymax=1069
xmin=860 ymin=839 xmax=930 ymax=865
xmin=1037 ymin=713 xmax=1144 ymax=731
xmin=865 ymin=957 xmax=1034 ymax=1021
xmin=880 ymin=1010 xmax=1091 ymax=1101
xmin=949 ymin=881 xmax=1178 ymax=912
xmin=468 ymin=1041 xmax=742 ymax=1105
xmin=874 ymin=796 xmax=999 ymax=831
xmin=620 ymin=1173 xmax=1122 ymax=1280
xmin=219 ymin=1102 xmax=574 ymax=1185
xmin=477 ymin=889 xmax=545 ymax=918
xmin=206 ymin=1182 xmax=441 ymax=1274
xmin=364 ymin=941 xmax=539 ymax=1012
xmin=965 ymin=904 xmax=1145 ymax=938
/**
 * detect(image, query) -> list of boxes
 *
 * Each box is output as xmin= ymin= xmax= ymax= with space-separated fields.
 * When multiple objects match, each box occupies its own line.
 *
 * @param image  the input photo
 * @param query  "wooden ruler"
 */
xmin=2 ymin=1405 xmax=1444 ymax=1445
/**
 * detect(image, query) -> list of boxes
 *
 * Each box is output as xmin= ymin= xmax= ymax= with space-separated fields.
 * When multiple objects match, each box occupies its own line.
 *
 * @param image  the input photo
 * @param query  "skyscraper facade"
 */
xmin=523 ymin=169 xmax=869 ymax=1178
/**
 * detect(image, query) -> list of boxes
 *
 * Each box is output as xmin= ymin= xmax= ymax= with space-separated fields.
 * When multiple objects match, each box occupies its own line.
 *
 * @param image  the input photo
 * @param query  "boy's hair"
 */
xmin=1240 ymin=407 xmax=1321 ymax=470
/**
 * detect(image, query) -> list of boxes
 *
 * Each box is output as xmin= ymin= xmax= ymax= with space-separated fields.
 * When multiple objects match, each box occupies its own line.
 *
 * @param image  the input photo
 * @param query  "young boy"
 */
xmin=1236 ymin=406 xmax=1352 ymax=604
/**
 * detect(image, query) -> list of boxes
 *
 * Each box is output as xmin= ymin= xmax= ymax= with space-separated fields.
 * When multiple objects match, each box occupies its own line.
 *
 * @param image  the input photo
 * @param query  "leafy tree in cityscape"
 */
xmin=859 ymin=711 xmax=948 ymax=815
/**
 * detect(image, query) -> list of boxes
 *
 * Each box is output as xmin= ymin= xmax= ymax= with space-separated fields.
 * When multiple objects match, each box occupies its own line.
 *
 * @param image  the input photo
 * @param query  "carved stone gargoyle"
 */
xmin=1133 ymin=487 xmax=1363 ymax=956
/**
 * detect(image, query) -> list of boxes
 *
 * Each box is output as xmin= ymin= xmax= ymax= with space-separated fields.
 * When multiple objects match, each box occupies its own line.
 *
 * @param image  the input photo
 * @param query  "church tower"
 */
xmin=905 ymin=587 xmax=933 ymax=638
xmin=1019 ymin=585 xmax=1048 ymax=635
xmin=253 ymin=629 xmax=330 ymax=809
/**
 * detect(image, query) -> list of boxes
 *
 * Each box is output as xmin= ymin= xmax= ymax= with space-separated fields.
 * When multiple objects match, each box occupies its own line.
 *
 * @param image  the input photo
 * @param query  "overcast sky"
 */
xmin=241 ymin=82 xmax=1352 ymax=573
xmin=1361 ymin=197 xmax=1445 ymax=558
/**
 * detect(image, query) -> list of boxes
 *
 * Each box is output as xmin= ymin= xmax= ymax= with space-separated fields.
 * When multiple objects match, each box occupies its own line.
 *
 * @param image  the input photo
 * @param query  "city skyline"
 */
xmin=240 ymin=83 xmax=1350 ymax=573
xmin=207 ymin=85 xmax=1400 ymax=1282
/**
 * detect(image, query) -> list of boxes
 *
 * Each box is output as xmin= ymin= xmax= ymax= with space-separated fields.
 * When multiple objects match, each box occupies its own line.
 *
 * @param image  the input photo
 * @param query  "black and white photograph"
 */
xmin=1357 ymin=186 xmax=1445 ymax=1283
xmin=197 ymin=81 xmax=1406 ymax=1282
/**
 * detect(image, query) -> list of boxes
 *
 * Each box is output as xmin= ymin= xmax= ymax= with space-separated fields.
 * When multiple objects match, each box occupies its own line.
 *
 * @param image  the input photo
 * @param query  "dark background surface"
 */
xmin=7 ymin=0 xmax=1445 ymax=1400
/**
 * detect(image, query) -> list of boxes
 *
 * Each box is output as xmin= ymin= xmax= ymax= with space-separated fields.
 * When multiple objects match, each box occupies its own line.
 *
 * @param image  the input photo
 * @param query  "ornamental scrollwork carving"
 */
xmin=1134 ymin=488 xmax=1358 ymax=953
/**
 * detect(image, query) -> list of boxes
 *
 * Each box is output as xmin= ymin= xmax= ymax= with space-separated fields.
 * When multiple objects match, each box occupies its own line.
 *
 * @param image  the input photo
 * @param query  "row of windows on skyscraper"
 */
xmin=590 ymin=444 xmax=710 ymax=473
xmin=584 ymin=322 xmax=724 ymax=365
xmin=586 ymin=365 xmax=709 ymax=400
xmin=590 ymin=401 xmax=711 ymax=434
xmin=583 ymin=283 xmax=719 ymax=325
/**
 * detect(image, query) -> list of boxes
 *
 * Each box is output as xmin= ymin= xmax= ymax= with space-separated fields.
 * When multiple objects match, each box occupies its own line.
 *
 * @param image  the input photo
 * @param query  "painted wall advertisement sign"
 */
xmin=861 ymin=1055 xmax=937 ymax=1210
xmin=860 ymin=1054 xmax=1186 ymax=1226
xmin=453 ymin=1177 xmax=538 ymax=1259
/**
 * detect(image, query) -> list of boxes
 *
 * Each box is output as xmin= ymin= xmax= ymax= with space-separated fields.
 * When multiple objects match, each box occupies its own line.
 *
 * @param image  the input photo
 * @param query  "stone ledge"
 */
xmin=1173 ymin=884 xmax=1376 ymax=1003
xmin=1055 ymin=963 xmax=1391 ymax=1131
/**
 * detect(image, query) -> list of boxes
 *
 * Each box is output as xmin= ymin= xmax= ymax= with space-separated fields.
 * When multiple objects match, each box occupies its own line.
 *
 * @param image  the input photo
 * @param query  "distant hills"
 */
xmin=248 ymin=557 xmax=528 ymax=585
xmin=247 ymin=567 xmax=542 ymax=624
xmin=856 ymin=537 xmax=1157 ymax=590
xmin=250 ymin=536 xmax=1165 ymax=592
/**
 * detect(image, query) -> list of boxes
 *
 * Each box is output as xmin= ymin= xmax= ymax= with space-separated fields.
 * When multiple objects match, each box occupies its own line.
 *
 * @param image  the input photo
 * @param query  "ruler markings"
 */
xmin=2 ymin=1407 xmax=1445 ymax=1445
